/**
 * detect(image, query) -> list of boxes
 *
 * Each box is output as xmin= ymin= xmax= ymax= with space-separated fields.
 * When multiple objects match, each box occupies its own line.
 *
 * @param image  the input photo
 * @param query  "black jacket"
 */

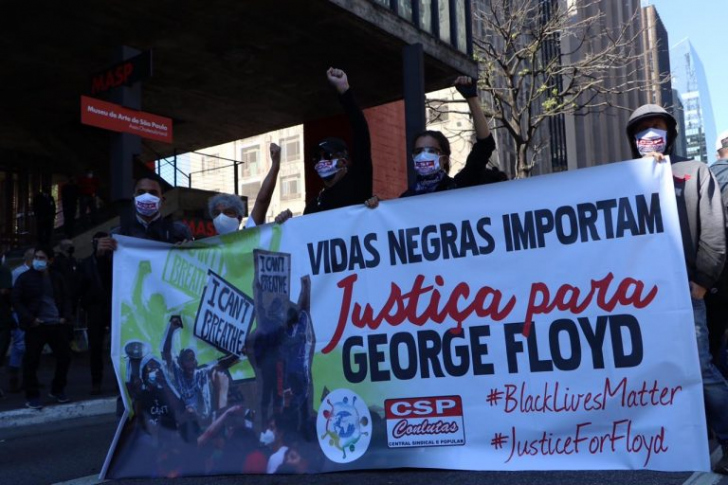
xmin=114 ymin=215 xmax=192 ymax=243
xmin=402 ymin=134 xmax=502 ymax=197
xmin=304 ymin=89 xmax=373 ymax=215
xmin=78 ymin=254 xmax=112 ymax=311
xmin=12 ymin=269 xmax=73 ymax=329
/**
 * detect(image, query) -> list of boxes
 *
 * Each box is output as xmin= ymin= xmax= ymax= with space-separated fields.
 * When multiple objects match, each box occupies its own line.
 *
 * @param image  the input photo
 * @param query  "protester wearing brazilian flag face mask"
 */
xmin=207 ymin=143 xmax=293 ymax=236
xmin=626 ymin=104 xmax=728 ymax=475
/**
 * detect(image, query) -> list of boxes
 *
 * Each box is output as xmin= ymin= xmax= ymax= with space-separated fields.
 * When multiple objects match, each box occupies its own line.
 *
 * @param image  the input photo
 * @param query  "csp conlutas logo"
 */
xmin=317 ymin=389 xmax=372 ymax=463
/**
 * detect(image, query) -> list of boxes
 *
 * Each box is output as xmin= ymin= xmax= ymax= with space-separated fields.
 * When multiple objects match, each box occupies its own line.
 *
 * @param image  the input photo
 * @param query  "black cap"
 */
xmin=313 ymin=137 xmax=348 ymax=160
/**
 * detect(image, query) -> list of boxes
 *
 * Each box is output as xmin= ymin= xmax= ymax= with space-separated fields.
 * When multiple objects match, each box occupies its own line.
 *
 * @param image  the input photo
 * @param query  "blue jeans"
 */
xmin=9 ymin=328 xmax=24 ymax=369
xmin=694 ymin=298 xmax=728 ymax=444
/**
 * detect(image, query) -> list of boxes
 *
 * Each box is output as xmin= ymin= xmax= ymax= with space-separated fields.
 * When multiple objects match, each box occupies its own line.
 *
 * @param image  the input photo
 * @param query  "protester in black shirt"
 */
xmin=303 ymin=68 xmax=373 ymax=215
xmin=12 ymin=246 xmax=73 ymax=409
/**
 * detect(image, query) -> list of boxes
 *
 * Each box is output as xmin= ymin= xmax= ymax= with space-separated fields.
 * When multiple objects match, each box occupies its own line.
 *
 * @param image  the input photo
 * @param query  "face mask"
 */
xmin=413 ymin=151 xmax=442 ymax=177
xmin=259 ymin=428 xmax=275 ymax=446
xmin=32 ymin=259 xmax=47 ymax=271
xmin=135 ymin=193 xmax=161 ymax=217
xmin=67 ymin=246 xmax=75 ymax=256
xmin=213 ymin=213 xmax=240 ymax=235
xmin=147 ymin=368 xmax=161 ymax=387
xmin=314 ymin=159 xmax=342 ymax=180
xmin=635 ymin=128 xmax=668 ymax=156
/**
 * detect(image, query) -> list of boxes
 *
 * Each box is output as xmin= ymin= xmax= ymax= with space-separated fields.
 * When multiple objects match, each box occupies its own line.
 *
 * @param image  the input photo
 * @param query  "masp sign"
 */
xmin=90 ymin=50 xmax=152 ymax=95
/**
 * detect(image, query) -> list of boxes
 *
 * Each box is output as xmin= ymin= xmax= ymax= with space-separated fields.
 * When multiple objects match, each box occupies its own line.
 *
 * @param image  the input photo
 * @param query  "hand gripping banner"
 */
xmin=103 ymin=159 xmax=710 ymax=478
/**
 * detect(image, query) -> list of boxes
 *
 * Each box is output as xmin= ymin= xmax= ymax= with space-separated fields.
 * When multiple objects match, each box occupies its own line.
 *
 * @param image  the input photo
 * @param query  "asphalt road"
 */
xmin=1 ymin=413 xmax=725 ymax=485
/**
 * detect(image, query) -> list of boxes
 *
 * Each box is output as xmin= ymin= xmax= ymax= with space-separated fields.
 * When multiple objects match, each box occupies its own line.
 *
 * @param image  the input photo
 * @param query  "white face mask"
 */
xmin=213 ymin=213 xmax=240 ymax=235
xmin=635 ymin=128 xmax=668 ymax=156
xmin=413 ymin=151 xmax=442 ymax=177
xmin=135 ymin=193 xmax=161 ymax=217
xmin=259 ymin=428 xmax=275 ymax=446
xmin=32 ymin=259 xmax=47 ymax=271
xmin=314 ymin=159 xmax=342 ymax=180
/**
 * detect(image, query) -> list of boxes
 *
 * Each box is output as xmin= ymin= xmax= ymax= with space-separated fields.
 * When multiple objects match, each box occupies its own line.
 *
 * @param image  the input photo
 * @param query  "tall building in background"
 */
xmin=672 ymin=89 xmax=688 ymax=158
xmin=640 ymin=5 xmax=673 ymax=110
xmin=670 ymin=38 xmax=716 ymax=163
xmin=157 ymin=126 xmax=307 ymax=224
xmin=563 ymin=0 xmax=646 ymax=170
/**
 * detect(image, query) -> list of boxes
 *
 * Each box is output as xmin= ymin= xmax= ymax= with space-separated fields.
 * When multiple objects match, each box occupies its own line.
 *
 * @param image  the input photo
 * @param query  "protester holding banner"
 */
xmin=303 ymin=68 xmax=373 ymax=215
xmin=707 ymin=130 xmax=728 ymax=377
xmin=208 ymin=143 xmax=292 ymax=234
xmin=402 ymin=76 xmax=504 ymax=197
xmin=365 ymin=76 xmax=505 ymax=209
xmin=12 ymin=246 xmax=74 ymax=409
xmin=95 ymin=177 xmax=192 ymax=257
xmin=626 ymin=104 xmax=728 ymax=474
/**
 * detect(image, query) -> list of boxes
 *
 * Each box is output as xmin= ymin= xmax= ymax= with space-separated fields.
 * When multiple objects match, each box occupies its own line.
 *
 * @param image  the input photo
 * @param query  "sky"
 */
xmin=646 ymin=0 xmax=728 ymax=146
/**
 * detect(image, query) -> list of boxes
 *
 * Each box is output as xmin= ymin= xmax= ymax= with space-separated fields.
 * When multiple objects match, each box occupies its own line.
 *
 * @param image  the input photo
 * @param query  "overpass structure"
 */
xmin=1 ymin=0 xmax=476 ymax=247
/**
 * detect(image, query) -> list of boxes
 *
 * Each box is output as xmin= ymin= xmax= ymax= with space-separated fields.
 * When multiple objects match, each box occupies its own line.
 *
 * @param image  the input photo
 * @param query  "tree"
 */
xmin=470 ymin=0 xmax=648 ymax=178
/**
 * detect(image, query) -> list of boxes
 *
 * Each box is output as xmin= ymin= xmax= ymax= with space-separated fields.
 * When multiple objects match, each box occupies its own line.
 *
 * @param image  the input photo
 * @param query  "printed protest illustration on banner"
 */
xmin=105 ymin=159 xmax=711 ymax=479
xmin=247 ymin=248 xmax=316 ymax=434
xmin=194 ymin=270 xmax=254 ymax=359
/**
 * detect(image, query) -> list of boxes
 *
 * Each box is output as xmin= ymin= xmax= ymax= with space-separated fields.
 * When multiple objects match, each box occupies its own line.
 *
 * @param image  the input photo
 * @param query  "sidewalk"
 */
xmin=0 ymin=350 xmax=119 ymax=429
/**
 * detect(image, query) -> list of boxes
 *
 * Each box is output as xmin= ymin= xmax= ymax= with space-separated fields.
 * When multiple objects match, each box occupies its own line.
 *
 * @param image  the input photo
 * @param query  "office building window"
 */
xmin=281 ymin=136 xmax=301 ymax=163
xmin=281 ymin=175 xmax=301 ymax=200
xmin=241 ymin=146 xmax=260 ymax=177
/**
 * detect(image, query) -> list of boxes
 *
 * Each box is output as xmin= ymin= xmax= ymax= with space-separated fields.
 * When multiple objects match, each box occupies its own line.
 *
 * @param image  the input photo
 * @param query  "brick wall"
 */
xmin=302 ymin=99 xmax=408 ymax=207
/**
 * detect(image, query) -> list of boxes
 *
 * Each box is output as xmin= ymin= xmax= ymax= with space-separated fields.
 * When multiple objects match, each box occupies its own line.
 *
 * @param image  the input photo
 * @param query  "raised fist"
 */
xmin=170 ymin=315 xmax=184 ymax=329
xmin=326 ymin=67 xmax=350 ymax=94
xmin=454 ymin=75 xmax=478 ymax=99
xmin=270 ymin=143 xmax=281 ymax=165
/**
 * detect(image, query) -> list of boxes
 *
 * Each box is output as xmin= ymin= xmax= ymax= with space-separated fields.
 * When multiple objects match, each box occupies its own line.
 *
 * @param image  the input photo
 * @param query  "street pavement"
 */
xmin=1 ymin=351 xmax=728 ymax=485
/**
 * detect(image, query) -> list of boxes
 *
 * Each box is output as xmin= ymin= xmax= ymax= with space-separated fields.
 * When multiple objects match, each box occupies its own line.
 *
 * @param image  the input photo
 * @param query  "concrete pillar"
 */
xmin=403 ymin=43 xmax=426 ymax=189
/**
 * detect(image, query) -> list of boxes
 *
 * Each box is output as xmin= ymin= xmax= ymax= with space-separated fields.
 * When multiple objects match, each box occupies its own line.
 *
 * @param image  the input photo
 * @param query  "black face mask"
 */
xmin=67 ymin=247 xmax=75 ymax=256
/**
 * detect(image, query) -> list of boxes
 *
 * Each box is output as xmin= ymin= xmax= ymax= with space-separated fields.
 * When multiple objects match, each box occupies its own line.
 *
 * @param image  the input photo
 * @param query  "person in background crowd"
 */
xmin=53 ymin=239 xmax=80 ymax=314
xmin=0 ymin=258 xmax=12 ymax=397
xmin=12 ymin=246 xmax=74 ymax=409
xmin=60 ymin=175 xmax=79 ymax=237
xmin=33 ymin=187 xmax=56 ymax=246
xmin=707 ymin=129 xmax=728 ymax=378
xmin=625 ymin=104 xmax=728 ymax=475
xmin=303 ymin=68 xmax=373 ymax=215
xmin=208 ymin=143 xmax=291 ymax=235
xmin=7 ymin=248 xmax=35 ymax=393
xmin=78 ymin=168 xmax=100 ymax=226
xmin=79 ymin=231 xmax=112 ymax=395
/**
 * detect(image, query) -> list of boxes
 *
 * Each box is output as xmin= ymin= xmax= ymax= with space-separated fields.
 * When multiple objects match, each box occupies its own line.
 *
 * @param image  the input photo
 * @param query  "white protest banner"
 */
xmin=105 ymin=158 xmax=709 ymax=479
